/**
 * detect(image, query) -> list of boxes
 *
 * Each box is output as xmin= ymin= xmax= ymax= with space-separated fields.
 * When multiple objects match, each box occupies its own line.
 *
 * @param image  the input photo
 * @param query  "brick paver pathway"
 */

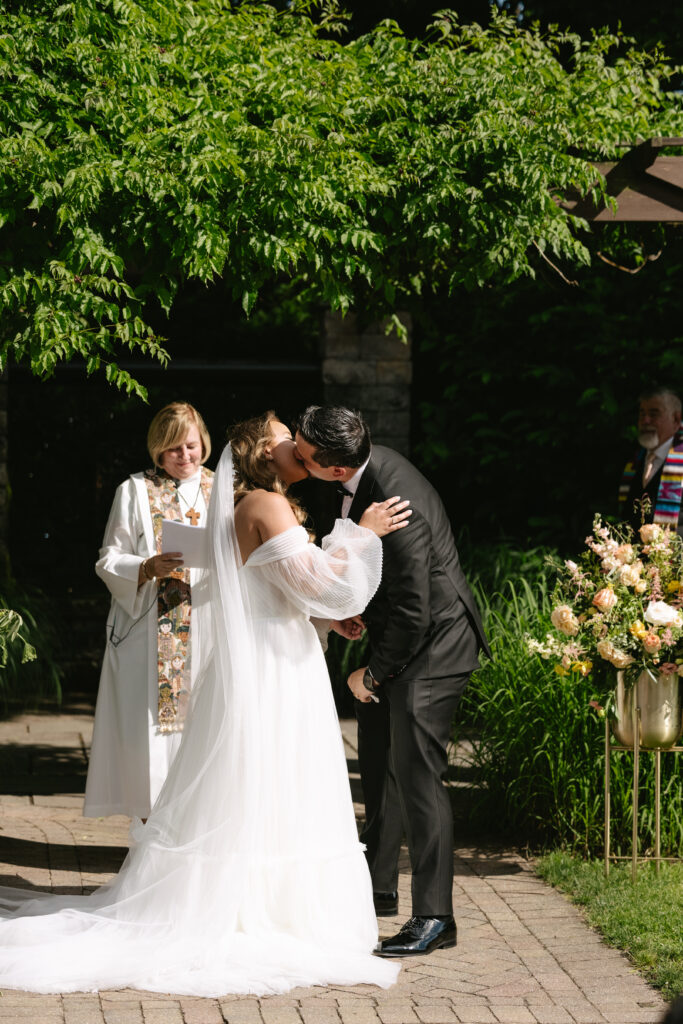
xmin=0 ymin=707 xmax=668 ymax=1024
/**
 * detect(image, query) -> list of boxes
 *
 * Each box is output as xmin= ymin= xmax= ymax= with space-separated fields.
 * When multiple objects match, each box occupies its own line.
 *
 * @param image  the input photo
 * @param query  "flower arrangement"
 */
xmin=526 ymin=517 xmax=683 ymax=701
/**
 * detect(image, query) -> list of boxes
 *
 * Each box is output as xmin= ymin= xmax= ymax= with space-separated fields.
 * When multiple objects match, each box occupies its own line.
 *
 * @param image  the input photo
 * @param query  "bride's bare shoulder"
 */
xmin=236 ymin=489 xmax=298 ymax=539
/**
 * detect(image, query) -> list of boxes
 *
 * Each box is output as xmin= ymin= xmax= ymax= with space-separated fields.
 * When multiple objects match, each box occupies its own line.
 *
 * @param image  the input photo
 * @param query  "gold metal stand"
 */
xmin=604 ymin=699 xmax=683 ymax=881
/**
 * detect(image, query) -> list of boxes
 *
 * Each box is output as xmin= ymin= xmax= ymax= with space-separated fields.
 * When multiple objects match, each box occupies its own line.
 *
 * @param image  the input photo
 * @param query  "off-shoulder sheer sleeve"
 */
xmin=246 ymin=520 xmax=382 ymax=620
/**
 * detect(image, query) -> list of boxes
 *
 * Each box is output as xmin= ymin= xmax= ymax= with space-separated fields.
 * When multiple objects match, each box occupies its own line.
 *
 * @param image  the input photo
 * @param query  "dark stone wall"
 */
xmin=321 ymin=312 xmax=412 ymax=455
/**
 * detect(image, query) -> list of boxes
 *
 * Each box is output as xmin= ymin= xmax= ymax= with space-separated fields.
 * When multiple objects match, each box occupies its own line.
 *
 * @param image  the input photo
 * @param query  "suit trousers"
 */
xmin=355 ymin=673 xmax=470 ymax=917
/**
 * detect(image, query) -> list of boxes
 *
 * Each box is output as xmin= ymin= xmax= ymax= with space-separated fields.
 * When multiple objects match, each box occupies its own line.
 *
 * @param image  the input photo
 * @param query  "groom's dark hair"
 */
xmin=295 ymin=406 xmax=371 ymax=468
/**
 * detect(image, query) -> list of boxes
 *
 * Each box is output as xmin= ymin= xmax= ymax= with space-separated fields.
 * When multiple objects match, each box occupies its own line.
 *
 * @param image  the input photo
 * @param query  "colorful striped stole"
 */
xmin=618 ymin=459 xmax=638 ymax=511
xmin=619 ymin=433 xmax=683 ymax=529
xmin=655 ymin=442 xmax=683 ymax=526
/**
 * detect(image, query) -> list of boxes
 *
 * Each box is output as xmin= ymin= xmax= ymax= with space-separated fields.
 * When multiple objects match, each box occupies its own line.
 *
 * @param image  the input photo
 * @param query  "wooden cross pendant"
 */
xmin=185 ymin=508 xmax=200 ymax=526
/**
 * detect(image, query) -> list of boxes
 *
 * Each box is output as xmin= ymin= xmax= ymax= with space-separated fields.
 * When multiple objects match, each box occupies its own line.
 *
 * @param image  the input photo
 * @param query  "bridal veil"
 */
xmin=0 ymin=445 xmax=399 ymax=995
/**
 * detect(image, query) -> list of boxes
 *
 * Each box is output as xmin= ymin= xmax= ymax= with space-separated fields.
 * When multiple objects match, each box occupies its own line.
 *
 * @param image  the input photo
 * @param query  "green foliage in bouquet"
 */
xmin=458 ymin=539 xmax=683 ymax=856
xmin=1 ymin=0 xmax=682 ymax=391
xmin=528 ymin=517 xmax=683 ymax=708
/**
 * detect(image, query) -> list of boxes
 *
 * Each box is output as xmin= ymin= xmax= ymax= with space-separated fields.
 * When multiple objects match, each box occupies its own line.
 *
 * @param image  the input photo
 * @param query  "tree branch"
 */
xmin=532 ymin=242 xmax=578 ymax=286
xmin=595 ymin=250 xmax=663 ymax=274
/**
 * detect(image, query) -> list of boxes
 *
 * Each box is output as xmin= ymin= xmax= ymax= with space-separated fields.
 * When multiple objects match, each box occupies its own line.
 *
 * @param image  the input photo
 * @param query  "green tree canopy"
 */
xmin=1 ymin=0 xmax=681 ymax=392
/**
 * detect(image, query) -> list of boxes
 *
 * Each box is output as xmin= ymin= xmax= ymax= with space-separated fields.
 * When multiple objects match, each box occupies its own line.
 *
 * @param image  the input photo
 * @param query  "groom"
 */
xmin=294 ymin=406 xmax=489 ymax=957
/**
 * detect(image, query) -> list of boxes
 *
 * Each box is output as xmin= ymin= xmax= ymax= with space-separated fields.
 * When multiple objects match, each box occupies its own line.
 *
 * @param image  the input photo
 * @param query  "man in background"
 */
xmin=619 ymin=388 xmax=683 ymax=536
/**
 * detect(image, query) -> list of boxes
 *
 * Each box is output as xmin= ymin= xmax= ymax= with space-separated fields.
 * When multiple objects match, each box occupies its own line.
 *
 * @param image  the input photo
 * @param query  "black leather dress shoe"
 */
xmin=373 ymin=890 xmax=399 ymax=916
xmin=374 ymin=915 xmax=457 ymax=957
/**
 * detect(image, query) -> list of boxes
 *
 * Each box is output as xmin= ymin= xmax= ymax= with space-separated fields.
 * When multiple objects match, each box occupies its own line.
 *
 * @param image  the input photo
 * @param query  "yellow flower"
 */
xmin=629 ymin=620 xmax=648 ymax=640
xmin=667 ymin=581 xmax=682 ymax=593
xmin=554 ymin=664 xmax=569 ymax=677
xmin=571 ymin=660 xmax=593 ymax=677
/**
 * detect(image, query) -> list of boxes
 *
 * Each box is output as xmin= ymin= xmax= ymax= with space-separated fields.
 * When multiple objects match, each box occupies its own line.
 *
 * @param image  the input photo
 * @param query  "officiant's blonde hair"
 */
xmin=148 ymin=402 xmax=212 ymax=469
xmin=229 ymin=412 xmax=307 ymax=527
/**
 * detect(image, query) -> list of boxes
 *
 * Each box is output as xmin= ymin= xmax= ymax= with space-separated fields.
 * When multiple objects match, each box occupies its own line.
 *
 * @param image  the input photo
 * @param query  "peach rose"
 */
xmin=593 ymin=588 xmax=618 ymax=612
xmin=596 ymin=639 xmax=634 ymax=669
xmin=551 ymin=605 xmax=580 ymax=637
xmin=643 ymin=632 xmax=662 ymax=654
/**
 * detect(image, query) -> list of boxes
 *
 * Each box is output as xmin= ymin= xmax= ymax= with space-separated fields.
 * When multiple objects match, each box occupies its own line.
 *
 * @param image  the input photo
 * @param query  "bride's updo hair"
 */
xmin=228 ymin=411 xmax=307 ymax=526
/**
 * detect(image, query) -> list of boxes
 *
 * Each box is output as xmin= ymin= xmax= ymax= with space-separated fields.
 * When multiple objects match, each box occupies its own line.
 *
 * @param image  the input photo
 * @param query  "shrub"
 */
xmin=0 ymin=585 xmax=62 ymax=716
xmin=458 ymin=541 xmax=683 ymax=856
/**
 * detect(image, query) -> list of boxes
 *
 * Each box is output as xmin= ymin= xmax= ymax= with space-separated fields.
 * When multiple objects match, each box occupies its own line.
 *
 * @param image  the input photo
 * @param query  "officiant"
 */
xmin=84 ymin=402 xmax=214 ymax=819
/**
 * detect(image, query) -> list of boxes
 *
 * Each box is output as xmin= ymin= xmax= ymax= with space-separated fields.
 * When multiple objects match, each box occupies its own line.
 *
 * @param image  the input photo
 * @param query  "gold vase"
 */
xmin=612 ymin=669 xmax=683 ymax=749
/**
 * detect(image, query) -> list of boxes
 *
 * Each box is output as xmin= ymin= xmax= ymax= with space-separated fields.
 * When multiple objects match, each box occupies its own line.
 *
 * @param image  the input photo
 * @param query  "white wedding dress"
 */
xmin=0 ymin=448 xmax=399 ymax=996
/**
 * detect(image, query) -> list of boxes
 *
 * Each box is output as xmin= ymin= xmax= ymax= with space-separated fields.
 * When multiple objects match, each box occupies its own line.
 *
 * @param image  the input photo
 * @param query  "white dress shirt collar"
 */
xmin=344 ymin=455 xmax=371 ymax=496
xmin=653 ymin=435 xmax=675 ymax=461
xmin=341 ymin=455 xmax=371 ymax=518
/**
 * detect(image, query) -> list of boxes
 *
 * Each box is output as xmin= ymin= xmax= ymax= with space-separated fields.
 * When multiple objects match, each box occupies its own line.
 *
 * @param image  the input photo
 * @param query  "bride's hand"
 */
xmin=331 ymin=615 xmax=365 ymax=640
xmin=359 ymin=496 xmax=412 ymax=538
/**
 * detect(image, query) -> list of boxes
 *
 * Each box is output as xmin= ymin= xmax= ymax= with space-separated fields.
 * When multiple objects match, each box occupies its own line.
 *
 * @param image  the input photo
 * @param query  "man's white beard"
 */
xmin=638 ymin=429 xmax=660 ymax=451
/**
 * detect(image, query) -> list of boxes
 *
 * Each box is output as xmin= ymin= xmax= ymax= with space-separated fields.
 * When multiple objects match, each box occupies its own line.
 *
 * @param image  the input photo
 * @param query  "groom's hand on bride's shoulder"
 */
xmin=331 ymin=615 xmax=365 ymax=640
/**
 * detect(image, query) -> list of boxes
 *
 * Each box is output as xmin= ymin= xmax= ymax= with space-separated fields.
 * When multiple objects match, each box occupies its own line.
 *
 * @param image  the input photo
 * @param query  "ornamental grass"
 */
xmin=458 ymin=540 xmax=683 ymax=857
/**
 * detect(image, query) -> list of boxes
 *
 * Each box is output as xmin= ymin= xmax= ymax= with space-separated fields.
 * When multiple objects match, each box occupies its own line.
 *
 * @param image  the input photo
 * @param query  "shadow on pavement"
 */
xmin=0 ymin=835 xmax=127 ymax=874
xmin=0 ymin=742 xmax=88 ymax=795
xmin=0 ymin=875 xmax=105 ymax=895
xmin=454 ymin=850 xmax=525 ymax=876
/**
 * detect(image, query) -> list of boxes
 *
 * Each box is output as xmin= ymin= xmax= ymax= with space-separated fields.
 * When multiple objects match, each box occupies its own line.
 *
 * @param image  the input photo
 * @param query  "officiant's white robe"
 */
xmin=84 ymin=471 xmax=210 ymax=819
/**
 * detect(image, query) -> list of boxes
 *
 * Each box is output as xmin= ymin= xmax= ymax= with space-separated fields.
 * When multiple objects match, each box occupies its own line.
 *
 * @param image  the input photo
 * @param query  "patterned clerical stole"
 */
xmin=144 ymin=467 xmax=214 ymax=733
xmin=619 ymin=431 xmax=683 ymax=530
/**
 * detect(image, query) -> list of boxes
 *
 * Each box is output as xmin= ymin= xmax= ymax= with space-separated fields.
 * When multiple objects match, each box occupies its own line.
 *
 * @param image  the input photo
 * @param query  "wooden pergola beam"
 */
xmin=563 ymin=137 xmax=683 ymax=222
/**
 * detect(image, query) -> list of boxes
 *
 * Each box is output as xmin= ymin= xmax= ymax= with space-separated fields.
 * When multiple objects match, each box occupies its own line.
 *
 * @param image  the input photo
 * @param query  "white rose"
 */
xmin=619 ymin=564 xmax=641 ymax=588
xmin=644 ymin=601 xmax=683 ymax=628
xmin=551 ymin=605 xmax=580 ymax=637
xmin=640 ymin=524 xmax=662 ymax=544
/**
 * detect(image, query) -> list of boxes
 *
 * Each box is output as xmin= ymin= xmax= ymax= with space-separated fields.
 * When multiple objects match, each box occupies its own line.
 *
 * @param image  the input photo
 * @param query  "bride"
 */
xmin=0 ymin=411 xmax=411 ymax=996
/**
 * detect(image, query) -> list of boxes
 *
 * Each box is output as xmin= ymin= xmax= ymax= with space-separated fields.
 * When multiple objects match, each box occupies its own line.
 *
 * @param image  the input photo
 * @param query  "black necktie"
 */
xmin=337 ymin=485 xmax=353 ymax=498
